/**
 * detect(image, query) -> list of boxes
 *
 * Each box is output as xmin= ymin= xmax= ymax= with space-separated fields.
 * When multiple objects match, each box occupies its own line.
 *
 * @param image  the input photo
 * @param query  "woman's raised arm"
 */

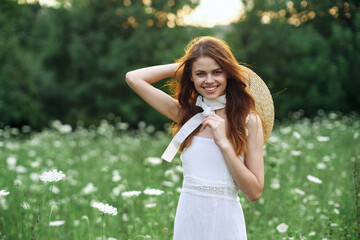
xmin=125 ymin=63 xmax=181 ymax=123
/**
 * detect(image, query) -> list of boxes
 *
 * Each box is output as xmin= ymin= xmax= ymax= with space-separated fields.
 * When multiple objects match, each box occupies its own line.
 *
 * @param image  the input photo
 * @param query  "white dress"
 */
xmin=173 ymin=136 xmax=247 ymax=240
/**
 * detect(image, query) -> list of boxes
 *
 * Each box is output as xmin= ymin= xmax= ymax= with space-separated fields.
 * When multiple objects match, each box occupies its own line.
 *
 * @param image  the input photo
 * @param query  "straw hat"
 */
xmin=242 ymin=66 xmax=275 ymax=145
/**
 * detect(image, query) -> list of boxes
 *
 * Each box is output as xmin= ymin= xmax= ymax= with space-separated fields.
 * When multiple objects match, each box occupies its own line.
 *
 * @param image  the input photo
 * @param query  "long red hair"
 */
xmin=168 ymin=36 xmax=256 ymax=155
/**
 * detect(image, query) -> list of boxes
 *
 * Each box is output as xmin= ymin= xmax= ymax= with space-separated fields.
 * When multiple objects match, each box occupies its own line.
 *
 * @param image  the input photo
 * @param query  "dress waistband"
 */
xmin=181 ymin=175 xmax=240 ymax=202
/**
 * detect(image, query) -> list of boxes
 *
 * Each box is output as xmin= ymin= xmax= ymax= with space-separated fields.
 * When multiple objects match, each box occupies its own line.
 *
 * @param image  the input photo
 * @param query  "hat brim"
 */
xmin=242 ymin=66 xmax=275 ymax=145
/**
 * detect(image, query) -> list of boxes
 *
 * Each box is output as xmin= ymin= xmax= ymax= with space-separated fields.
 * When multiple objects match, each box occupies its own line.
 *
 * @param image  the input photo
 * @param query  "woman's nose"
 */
xmin=205 ymin=74 xmax=214 ymax=83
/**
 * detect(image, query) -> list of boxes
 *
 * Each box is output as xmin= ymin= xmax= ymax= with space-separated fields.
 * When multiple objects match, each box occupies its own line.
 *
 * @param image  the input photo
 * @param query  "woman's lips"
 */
xmin=203 ymin=86 xmax=218 ymax=93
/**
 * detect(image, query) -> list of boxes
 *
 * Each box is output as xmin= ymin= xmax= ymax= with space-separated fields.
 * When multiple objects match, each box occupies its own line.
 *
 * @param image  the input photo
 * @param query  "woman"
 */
xmin=126 ymin=36 xmax=274 ymax=239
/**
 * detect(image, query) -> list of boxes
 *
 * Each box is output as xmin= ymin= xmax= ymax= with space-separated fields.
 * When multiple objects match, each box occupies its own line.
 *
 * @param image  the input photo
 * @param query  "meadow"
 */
xmin=0 ymin=111 xmax=359 ymax=240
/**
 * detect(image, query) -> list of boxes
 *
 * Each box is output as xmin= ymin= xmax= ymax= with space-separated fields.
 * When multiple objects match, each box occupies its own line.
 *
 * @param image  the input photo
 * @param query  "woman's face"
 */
xmin=191 ymin=56 xmax=227 ymax=100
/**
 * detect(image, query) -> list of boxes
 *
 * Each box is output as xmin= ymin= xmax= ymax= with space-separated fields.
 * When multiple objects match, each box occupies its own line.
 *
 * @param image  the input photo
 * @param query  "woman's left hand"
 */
xmin=201 ymin=114 xmax=229 ymax=148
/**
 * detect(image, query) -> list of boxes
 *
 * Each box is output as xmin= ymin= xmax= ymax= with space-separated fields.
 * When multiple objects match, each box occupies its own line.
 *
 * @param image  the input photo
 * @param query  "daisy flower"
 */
xmin=307 ymin=175 xmax=322 ymax=184
xmin=145 ymin=157 xmax=162 ymax=166
xmin=276 ymin=223 xmax=289 ymax=233
xmin=143 ymin=188 xmax=164 ymax=196
xmin=0 ymin=190 xmax=10 ymax=197
xmin=49 ymin=220 xmax=65 ymax=226
xmin=91 ymin=201 xmax=118 ymax=216
xmin=39 ymin=169 xmax=65 ymax=182
xmin=121 ymin=190 xmax=142 ymax=198
xmin=316 ymin=136 xmax=330 ymax=142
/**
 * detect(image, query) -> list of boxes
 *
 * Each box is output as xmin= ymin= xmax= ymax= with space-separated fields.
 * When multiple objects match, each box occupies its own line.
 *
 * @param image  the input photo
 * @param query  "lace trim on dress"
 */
xmin=181 ymin=175 xmax=240 ymax=202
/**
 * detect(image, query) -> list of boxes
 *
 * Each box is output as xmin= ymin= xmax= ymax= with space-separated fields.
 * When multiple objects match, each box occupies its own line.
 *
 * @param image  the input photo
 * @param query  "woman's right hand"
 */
xmin=125 ymin=63 xmax=181 ymax=123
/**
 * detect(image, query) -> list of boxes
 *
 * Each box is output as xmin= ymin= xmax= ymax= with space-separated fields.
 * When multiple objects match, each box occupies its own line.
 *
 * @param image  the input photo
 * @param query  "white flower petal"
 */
xmin=0 ymin=190 xmax=10 ymax=197
xmin=121 ymin=190 xmax=142 ymax=198
xmin=39 ymin=169 xmax=65 ymax=182
xmin=49 ymin=220 xmax=65 ymax=226
xmin=276 ymin=223 xmax=289 ymax=233
xmin=292 ymin=188 xmax=305 ymax=195
xmin=145 ymin=157 xmax=162 ymax=165
xmin=91 ymin=201 xmax=118 ymax=216
xmin=316 ymin=136 xmax=330 ymax=142
xmin=143 ymin=188 xmax=164 ymax=196
xmin=307 ymin=175 xmax=322 ymax=184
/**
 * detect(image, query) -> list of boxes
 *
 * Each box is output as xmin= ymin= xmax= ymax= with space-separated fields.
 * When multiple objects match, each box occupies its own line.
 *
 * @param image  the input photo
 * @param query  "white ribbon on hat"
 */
xmin=161 ymin=94 xmax=226 ymax=162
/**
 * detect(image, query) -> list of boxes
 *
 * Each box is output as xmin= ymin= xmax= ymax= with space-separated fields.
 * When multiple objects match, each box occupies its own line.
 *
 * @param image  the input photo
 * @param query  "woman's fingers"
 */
xmin=201 ymin=114 xmax=224 ymax=130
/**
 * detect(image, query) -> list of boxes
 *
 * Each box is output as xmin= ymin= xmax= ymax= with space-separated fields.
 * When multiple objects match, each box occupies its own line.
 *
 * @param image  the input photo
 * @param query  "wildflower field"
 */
xmin=0 ymin=111 xmax=359 ymax=240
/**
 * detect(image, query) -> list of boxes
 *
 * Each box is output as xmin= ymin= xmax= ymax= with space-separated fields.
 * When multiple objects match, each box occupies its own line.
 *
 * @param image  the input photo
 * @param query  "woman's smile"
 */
xmin=203 ymin=85 xmax=219 ymax=93
xmin=191 ymin=56 xmax=227 ymax=99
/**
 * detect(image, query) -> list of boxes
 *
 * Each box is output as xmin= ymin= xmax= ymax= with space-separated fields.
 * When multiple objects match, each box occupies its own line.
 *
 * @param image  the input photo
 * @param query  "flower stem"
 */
xmin=81 ymin=216 xmax=91 ymax=240
xmin=48 ymin=206 xmax=54 ymax=235
xmin=354 ymin=162 xmax=360 ymax=239
xmin=47 ymin=183 xmax=54 ymax=238
xmin=102 ymin=213 xmax=105 ymax=240
xmin=18 ymin=184 xmax=29 ymax=239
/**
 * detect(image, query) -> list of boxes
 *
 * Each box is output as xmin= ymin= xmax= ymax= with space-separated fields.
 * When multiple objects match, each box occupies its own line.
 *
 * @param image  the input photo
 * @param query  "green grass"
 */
xmin=0 ymin=112 xmax=359 ymax=240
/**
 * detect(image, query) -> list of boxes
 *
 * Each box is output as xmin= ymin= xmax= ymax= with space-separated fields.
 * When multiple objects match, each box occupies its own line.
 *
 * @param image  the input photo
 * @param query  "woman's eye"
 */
xmin=214 ymin=70 xmax=223 ymax=75
xmin=196 ymin=72 xmax=205 ymax=76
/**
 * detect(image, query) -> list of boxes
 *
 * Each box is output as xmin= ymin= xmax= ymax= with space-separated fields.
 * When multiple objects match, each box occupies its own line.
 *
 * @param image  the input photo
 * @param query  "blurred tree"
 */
xmin=226 ymin=0 xmax=360 ymax=118
xmin=0 ymin=1 xmax=45 ymax=127
xmin=2 ymin=0 xmax=358 ymax=128
xmin=26 ymin=0 xmax=208 ymax=128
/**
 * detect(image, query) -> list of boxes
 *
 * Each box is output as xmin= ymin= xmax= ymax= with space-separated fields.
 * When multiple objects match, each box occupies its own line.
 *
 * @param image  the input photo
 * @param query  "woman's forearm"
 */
xmin=125 ymin=63 xmax=182 ymax=122
xmin=126 ymin=63 xmax=180 ymax=85
xmin=222 ymin=143 xmax=264 ymax=201
xmin=218 ymin=141 xmax=264 ymax=202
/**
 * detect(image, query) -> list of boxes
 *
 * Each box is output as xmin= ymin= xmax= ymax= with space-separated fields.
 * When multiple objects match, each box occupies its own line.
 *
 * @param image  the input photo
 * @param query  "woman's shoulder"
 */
xmin=245 ymin=111 xmax=262 ymax=136
xmin=246 ymin=111 xmax=262 ymax=125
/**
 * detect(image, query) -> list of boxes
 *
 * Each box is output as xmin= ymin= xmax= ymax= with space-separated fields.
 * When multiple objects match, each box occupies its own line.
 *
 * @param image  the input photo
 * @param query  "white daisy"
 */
xmin=269 ymin=135 xmax=279 ymax=142
xmin=290 ymin=150 xmax=302 ymax=156
xmin=0 ymin=198 xmax=9 ymax=210
xmin=292 ymin=188 xmax=305 ymax=195
xmin=91 ymin=201 xmax=118 ymax=216
xmin=316 ymin=136 xmax=330 ymax=142
xmin=0 ymin=190 xmax=10 ymax=197
xmin=122 ymin=213 xmax=129 ymax=222
xmin=276 ymin=223 xmax=289 ymax=233
xmin=143 ymin=188 xmax=164 ymax=196
xmin=145 ymin=157 xmax=162 ymax=166
xmin=270 ymin=179 xmax=280 ymax=190
xmin=162 ymin=181 xmax=175 ymax=187
xmin=52 ymin=186 xmax=60 ymax=194
xmin=316 ymin=162 xmax=327 ymax=170
xmin=22 ymin=202 xmax=31 ymax=210
xmin=112 ymin=170 xmax=122 ymax=182
xmin=39 ymin=169 xmax=65 ymax=182
xmin=293 ymin=131 xmax=301 ymax=139
xmin=121 ymin=190 xmax=142 ymax=198
xmin=112 ymin=175 xmax=121 ymax=182
xmin=354 ymin=131 xmax=359 ymax=140
xmin=82 ymin=183 xmax=98 ymax=195
xmin=30 ymin=173 xmax=40 ymax=181
xmin=6 ymin=156 xmax=17 ymax=170
xmin=49 ymin=220 xmax=65 ymax=226
xmin=14 ymin=179 xmax=22 ymax=187
xmin=73 ymin=220 xmax=80 ymax=227
xmin=307 ymin=175 xmax=322 ymax=184
xmin=145 ymin=203 xmax=156 ymax=208
xmin=15 ymin=165 xmax=27 ymax=173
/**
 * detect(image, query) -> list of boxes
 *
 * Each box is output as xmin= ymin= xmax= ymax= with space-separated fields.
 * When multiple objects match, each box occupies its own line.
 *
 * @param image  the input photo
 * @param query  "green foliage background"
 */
xmin=0 ymin=0 xmax=359 ymax=129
